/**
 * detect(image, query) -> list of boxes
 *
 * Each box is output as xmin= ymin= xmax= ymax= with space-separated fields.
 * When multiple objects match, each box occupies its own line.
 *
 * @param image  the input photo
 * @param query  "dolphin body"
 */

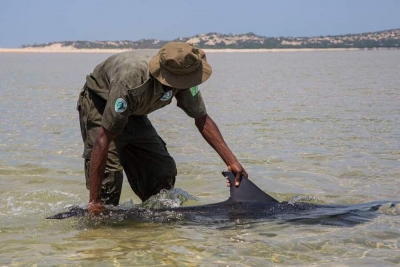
xmin=47 ymin=172 xmax=398 ymax=226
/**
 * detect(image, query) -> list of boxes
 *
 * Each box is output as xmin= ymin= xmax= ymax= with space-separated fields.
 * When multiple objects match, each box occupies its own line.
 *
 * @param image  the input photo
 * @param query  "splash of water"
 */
xmin=73 ymin=189 xmax=199 ymax=226
xmin=139 ymin=188 xmax=199 ymax=209
xmin=377 ymin=202 xmax=400 ymax=215
xmin=0 ymin=190 xmax=82 ymax=217
xmin=287 ymin=195 xmax=319 ymax=205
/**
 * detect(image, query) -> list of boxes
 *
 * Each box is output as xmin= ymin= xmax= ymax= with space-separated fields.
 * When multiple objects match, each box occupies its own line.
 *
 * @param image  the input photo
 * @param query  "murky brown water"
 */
xmin=0 ymin=50 xmax=399 ymax=266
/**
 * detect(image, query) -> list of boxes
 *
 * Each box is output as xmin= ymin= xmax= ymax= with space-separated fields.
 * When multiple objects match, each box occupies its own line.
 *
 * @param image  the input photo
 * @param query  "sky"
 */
xmin=0 ymin=0 xmax=399 ymax=48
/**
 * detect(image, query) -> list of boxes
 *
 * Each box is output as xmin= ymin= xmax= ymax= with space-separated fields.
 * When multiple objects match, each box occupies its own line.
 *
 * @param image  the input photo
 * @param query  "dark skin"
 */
xmin=88 ymin=113 xmax=248 ymax=214
xmin=194 ymin=114 xmax=248 ymax=187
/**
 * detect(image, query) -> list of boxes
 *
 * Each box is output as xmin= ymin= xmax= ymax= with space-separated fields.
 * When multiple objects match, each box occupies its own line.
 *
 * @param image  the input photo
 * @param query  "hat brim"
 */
xmin=148 ymin=51 xmax=212 ymax=89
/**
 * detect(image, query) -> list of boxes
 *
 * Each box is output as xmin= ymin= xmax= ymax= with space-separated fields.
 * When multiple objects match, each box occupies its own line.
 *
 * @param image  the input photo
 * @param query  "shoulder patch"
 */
xmin=115 ymin=98 xmax=128 ymax=113
xmin=190 ymin=86 xmax=199 ymax=97
xmin=160 ymin=90 xmax=173 ymax=101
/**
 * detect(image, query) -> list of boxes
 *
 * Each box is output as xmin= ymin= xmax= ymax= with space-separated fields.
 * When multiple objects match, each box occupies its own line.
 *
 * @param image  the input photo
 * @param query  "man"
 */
xmin=77 ymin=42 xmax=247 ymax=213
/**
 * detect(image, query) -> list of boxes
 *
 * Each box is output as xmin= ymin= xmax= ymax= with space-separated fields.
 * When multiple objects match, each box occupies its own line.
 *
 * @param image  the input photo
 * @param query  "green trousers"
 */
xmin=77 ymin=85 xmax=177 ymax=205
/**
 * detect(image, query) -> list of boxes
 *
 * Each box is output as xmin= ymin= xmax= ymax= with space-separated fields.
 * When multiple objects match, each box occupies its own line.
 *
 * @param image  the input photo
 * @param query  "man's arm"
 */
xmin=88 ymin=126 xmax=118 ymax=213
xmin=195 ymin=114 xmax=248 ymax=186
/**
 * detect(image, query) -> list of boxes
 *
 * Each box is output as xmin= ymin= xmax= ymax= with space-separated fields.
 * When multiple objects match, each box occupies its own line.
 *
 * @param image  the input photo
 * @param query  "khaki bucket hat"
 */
xmin=149 ymin=42 xmax=212 ymax=89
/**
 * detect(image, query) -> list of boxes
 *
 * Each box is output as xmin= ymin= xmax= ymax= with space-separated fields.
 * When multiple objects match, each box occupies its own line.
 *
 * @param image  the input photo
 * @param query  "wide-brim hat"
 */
xmin=149 ymin=42 xmax=212 ymax=89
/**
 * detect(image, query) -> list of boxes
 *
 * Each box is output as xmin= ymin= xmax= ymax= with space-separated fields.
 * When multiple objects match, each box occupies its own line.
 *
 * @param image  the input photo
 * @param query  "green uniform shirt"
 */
xmin=85 ymin=51 xmax=207 ymax=134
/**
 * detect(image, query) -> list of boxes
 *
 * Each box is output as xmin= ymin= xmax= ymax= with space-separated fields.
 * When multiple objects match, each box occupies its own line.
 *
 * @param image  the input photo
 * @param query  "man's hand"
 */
xmin=227 ymin=162 xmax=248 ymax=187
xmin=88 ymin=201 xmax=106 ymax=216
xmin=88 ymin=126 xmax=117 ymax=215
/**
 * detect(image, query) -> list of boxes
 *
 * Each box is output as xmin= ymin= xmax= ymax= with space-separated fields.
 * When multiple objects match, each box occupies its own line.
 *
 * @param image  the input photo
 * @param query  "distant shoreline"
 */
xmin=0 ymin=47 xmax=398 ymax=53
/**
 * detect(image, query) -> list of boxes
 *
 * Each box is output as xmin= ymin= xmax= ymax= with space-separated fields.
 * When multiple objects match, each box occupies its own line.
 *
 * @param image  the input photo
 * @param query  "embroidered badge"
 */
xmin=115 ymin=98 xmax=127 ymax=113
xmin=160 ymin=90 xmax=173 ymax=101
xmin=190 ymin=86 xmax=199 ymax=97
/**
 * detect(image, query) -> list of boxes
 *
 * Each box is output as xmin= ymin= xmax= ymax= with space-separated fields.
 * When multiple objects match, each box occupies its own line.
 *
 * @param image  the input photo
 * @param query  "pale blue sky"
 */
xmin=0 ymin=0 xmax=399 ymax=48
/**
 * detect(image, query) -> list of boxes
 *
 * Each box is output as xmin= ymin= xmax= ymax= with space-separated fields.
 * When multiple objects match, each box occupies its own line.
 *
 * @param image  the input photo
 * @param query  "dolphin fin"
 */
xmin=222 ymin=171 xmax=279 ymax=203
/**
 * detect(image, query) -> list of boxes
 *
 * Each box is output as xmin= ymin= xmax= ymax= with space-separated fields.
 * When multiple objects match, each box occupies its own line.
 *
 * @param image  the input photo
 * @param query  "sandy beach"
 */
xmin=1 ymin=47 xmax=393 ymax=53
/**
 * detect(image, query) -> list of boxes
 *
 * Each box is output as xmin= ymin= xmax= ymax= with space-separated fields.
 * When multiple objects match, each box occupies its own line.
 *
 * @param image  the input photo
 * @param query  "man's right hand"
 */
xmin=88 ymin=126 xmax=117 ymax=216
xmin=88 ymin=201 xmax=106 ymax=216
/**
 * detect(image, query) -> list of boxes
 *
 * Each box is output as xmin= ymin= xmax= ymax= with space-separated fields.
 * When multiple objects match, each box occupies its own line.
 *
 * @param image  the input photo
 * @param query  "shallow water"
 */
xmin=0 ymin=50 xmax=400 ymax=266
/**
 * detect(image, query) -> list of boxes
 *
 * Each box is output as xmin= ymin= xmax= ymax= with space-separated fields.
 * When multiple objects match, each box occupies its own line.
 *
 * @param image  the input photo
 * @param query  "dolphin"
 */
xmin=47 ymin=171 xmax=398 ymax=226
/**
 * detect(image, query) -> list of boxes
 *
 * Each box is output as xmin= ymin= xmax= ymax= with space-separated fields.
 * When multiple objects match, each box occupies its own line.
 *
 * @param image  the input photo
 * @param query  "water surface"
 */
xmin=0 ymin=50 xmax=399 ymax=266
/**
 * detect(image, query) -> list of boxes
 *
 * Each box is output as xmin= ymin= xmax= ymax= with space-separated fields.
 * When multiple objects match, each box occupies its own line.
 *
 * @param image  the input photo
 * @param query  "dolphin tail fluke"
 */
xmin=222 ymin=171 xmax=279 ymax=203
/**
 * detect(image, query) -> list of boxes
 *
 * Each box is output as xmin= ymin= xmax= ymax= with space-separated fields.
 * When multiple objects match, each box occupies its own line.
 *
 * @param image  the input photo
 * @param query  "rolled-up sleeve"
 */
xmin=175 ymin=88 xmax=207 ymax=118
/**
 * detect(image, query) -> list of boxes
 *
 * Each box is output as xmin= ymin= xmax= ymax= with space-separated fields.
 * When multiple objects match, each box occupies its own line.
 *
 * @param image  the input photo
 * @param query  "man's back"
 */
xmin=85 ymin=50 xmax=155 ymax=101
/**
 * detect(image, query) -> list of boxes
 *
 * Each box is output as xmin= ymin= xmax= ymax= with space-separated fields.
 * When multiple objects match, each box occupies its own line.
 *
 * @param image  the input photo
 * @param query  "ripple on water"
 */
xmin=1 ymin=51 xmax=400 ymax=266
xmin=0 ymin=190 xmax=82 ymax=218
